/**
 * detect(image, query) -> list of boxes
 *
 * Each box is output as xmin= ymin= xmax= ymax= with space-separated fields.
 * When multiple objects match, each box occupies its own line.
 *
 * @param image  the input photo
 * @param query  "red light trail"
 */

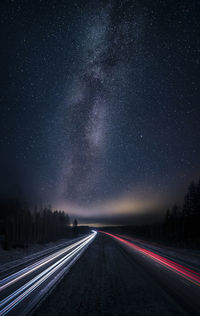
xmin=100 ymin=231 xmax=200 ymax=287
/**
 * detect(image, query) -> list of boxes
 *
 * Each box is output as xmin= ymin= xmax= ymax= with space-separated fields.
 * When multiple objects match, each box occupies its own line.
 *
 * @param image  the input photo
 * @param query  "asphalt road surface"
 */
xmin=35 ymin=232 xmax=200 ymax=316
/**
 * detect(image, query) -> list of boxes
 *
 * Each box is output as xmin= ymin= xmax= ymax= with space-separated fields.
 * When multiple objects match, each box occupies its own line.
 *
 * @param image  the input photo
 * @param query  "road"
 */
xmin=35 ymin=231 xmax=200 ymax=316
xmin=1 ymin=231 xmax=200 ymax=315
xmin=0 ymin=232 xmax=97 ymax=315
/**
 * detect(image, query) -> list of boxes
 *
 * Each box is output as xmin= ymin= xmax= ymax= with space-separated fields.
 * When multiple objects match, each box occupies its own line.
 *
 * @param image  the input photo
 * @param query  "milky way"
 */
xmin=1 ymin=0 xmax=200 ymax=224
xmin=57 ymin=2 xmax=140 ymax=204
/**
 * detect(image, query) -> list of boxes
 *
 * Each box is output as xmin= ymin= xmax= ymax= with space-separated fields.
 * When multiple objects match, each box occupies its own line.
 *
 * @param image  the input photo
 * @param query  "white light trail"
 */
xmin=0 ymin=231 xmax=97 ymax=315
xmin=0 ymin=234 xmax=94 ymax=291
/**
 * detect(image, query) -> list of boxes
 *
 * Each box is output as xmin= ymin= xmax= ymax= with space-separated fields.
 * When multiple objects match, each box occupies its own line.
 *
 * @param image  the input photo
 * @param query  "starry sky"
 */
xmin=0 ymin=0 xmax=200 ymax=225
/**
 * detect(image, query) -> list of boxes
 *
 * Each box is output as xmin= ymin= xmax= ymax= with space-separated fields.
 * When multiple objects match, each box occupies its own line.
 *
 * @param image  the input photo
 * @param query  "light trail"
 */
xmin=100 ymin=231 xmax=200 ymax=287
xmin=0 ymin=234 xmax=93 ymax=291
xmin=0 ymin=234 xmax=94 ymax=307
xmin=0 ymin=231 xmax=97 ymax=315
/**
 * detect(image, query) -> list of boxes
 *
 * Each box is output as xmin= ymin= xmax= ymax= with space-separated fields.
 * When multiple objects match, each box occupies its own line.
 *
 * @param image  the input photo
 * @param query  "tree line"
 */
xmin=0 ymin=198 xmax=79 ymax=250
xmin=132 ymin=178 xmax=200 ymax=247
xmin=162 ymin=178 xmax=200 ymax=246
xmin=106 ymin=178 xmax=200 ymax=248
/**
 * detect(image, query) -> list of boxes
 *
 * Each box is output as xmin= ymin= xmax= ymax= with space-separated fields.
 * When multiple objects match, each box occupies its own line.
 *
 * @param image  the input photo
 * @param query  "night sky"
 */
xmin=1 ymin=0 xmax=200 ymax=225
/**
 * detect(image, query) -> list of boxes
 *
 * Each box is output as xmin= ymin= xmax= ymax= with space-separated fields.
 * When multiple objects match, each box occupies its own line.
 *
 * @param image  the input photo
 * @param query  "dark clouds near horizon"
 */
xmin=0 ymin=0 xmax=200 ymax=224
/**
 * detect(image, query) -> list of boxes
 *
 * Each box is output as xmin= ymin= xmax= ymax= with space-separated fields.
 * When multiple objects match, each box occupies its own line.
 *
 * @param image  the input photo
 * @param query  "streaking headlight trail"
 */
xmin=0 ymin=231 xmax=97 ymax=315
xmin=0 ymin=234 xmax=94 ymax=291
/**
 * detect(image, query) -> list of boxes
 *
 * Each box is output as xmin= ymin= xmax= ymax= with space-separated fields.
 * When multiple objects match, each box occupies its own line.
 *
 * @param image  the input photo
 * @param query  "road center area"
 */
xmin=35 ymin=233 xmax=186 ymax=316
